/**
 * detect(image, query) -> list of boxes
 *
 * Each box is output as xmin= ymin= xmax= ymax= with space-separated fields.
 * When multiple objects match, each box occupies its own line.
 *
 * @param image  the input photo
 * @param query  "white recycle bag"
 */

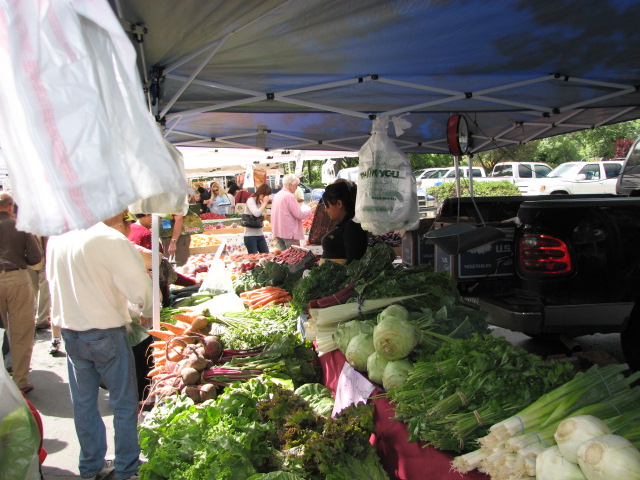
xmin=354 ymin=117 xmax=419 ymax=234
xmin=0 ymin=0 xmax=189 ymax=236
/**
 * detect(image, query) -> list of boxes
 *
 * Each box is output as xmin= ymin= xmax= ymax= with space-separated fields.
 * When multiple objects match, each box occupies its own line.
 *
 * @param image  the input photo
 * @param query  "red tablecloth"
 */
xmin=320 ymin=350 xmax=488 ymax=480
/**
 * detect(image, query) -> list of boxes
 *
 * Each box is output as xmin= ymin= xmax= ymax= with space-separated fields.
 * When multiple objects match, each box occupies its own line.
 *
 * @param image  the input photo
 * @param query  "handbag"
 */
xmin=240 ymin=213 xmax=264 ymax=228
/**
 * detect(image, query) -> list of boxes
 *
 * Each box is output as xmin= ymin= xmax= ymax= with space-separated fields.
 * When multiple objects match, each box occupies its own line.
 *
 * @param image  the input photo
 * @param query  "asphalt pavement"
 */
xmin=22 ymin=321 xmax=626 ymax=480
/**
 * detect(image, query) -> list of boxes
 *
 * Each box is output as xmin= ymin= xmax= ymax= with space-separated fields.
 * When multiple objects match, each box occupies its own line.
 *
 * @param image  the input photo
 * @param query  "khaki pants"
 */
xmin=28 ymin=267 xmax=51 ymax=325
xmin=0 ymin=269 xmax=35 ymax=389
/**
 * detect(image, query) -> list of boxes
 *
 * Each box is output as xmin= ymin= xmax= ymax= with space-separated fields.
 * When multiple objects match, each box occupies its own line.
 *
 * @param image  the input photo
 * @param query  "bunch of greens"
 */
xmin=138 ymin=377 xmax=388 ymax=480
xmin=386 ymin=334 xmax=575 ymax=452
xmin=216 ymin=305 xmax=299 ymax=349
xmin=225 ymin=333 xmax=322 ymax=388
xmin=139 ymin=378 xmax=281 ymax=480
xmin=233 ymin=261 xmax=303 ymax=294
xmin=257 ymin=392 xmax=389 ymax=480
xmin=410 ymin=303 xmax=490 ymax=358
xmin=293 ymin=383 xmax=335 ymax=418
xmin=291 ymin=261 xmax=348 ymax=312
xmin=346 ymin=243 xmax=396 ymax=283
xmin=353 ymin=265 xmax=458 ymax=311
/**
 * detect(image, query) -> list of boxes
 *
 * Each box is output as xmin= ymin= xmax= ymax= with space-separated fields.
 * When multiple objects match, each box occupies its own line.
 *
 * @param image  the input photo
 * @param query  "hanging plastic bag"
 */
xmin=0 ymin=359 xmax=41 ymax=480
xmin=128 ymin=141 xmax=190 ymax=215
xmin=354 ymin=117 xmax=419 ymax=234
xmin=0 ymin=0 xmax=189 ymax=236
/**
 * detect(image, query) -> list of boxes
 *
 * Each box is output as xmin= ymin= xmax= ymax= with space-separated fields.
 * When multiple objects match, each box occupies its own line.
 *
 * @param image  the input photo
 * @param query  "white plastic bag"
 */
xmin=199 ymin=258 xmax=234 ymax=294
xmin=0 ymin=0 xmax=190 ymax=236
xmin=354 ymin=117 xmax=419 ymax=234
xmin=128 ymin=141 xmax=190 ymax=215
xmin=0 ymin=354 xmax=41 ymax=480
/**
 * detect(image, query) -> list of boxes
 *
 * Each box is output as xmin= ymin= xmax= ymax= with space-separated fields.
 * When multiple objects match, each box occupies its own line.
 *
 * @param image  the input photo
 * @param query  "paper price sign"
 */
xmin=331 ymin=361 xmax=376 ymax=417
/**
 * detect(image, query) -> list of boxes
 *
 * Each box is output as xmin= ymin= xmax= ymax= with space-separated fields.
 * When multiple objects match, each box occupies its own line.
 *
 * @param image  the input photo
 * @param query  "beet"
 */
xmin=184 ymin=385 xmax=201 ymax=403
xmin=199 ymin=383 xmax=217 ymax=402
xmin=203 ymin=335 xmax=223 ymax=361
xmin=180 ymin=367 xmax=200 ymax=385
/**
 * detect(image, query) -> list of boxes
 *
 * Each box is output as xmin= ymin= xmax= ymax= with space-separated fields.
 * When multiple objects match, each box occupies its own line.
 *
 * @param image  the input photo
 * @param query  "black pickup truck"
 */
xmin=428 ymin=186 xmax=640 ymax=369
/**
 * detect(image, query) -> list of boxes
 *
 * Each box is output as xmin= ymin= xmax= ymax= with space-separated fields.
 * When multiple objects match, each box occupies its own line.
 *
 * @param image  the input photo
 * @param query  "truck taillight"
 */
xmin=518 ymin=234 xmax=572 ymax=274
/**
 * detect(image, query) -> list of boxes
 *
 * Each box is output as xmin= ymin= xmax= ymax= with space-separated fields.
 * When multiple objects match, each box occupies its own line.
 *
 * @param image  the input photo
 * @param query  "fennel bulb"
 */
xmin=373 ymin=316 xmax=417 ymax=361
xmin=536 ymin=446 xmax=586 ymax=480
xmin=333 ymin=320 xmax=373 ymax=353
xmin=382 ymin=359 xmax=413 ymax=391
xmin=378 ymin=304 xmax=409 ymax=323
xmin=555 ymin=415 xmax=612 ymax=464
xmin=577 ymin=434 xmax=640 ymax=480
xmin=366 ymin=351 xmax=389 ymax=386
xmin=345 ymin=333 xmax=375 ymax=372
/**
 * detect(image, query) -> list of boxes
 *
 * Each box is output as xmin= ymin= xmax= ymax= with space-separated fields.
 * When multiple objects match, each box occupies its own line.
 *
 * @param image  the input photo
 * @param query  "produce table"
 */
xmin=320 ymin=349 xmax=489 ymax=480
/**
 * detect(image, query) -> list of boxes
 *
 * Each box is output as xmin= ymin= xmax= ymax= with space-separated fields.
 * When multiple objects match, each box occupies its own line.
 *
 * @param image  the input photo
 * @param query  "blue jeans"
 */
xmin=62 ymin=327 xmax=140 ymax=479
xmin=244 ymin=235 xmax=269 ymax=254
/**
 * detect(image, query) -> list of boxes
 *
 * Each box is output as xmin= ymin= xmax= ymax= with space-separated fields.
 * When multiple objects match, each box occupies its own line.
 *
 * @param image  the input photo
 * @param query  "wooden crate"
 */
xmin=189 ymin=245 xmax=220 ymax=255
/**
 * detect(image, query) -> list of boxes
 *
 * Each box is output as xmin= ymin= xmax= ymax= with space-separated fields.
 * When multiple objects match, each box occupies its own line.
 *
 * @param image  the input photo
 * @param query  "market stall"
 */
xmin=130 ymin=242 xmax=640 ymax=480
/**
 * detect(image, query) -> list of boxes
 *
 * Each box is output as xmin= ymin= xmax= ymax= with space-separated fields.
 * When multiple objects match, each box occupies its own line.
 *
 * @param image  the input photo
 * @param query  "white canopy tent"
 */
xmin=178 ymin=146 xmax=357 ymax=178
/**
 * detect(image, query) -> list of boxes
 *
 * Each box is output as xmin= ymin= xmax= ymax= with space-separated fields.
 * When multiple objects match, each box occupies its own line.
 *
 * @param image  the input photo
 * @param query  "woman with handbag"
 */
xmin=243 ymin=184 xmax=272 ymax=254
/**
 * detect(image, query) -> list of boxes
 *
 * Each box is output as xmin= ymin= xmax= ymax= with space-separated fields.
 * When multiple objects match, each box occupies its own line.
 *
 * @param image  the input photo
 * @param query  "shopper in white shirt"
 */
xmin=47 ymin=210 xmax=153 ymax=480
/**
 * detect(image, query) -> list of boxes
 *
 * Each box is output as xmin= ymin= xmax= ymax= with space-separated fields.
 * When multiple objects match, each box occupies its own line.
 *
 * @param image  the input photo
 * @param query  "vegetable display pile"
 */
xmin=215 ymin=305 xmax=299 ymax=350
xmin=138 ymin=378 xmax=389 ymax=480
xmin=290 ymin=260 xmax=348 ymax=313
xmin=368 ymin=232 xmax=402 ymax=247
xmin=273 ymin=247 xmax=315 ymax=267
xmin=233 ymin=260 xmax=302 ymax=294
xmin=453 ymin=363 xmax=640 ymax=479
xmin=386 ymin=334 xmax=575 ymax=453
xmin=240 ymin=286 xmax=292 ymax=309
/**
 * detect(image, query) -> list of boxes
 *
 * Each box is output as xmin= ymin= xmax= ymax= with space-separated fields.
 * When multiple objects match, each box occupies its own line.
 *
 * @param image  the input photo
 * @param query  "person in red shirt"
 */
xmin=128 ymin=214 xmax=197 ymax=304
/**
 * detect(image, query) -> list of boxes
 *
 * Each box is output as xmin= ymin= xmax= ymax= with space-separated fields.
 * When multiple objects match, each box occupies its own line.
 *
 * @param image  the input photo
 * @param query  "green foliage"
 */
xmin=427 ymin=179 xmax=521 ymax=205
xmin=291 ymin=261 xmax=348 ymax=312
xmin=353 ymin=265 xmax=459 ymax=311
xmin=138 ymin=379 xmax=388 ymax=480
xmin=387 ymin=334 xmax=575 ymax=452
xmin=219 ymin=305 xmax=299 ymax=350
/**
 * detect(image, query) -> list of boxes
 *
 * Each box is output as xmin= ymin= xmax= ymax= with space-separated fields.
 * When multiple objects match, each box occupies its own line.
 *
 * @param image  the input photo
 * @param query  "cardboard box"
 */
xmin=189 ymin=245 xmax=220 ymax=255
xmin=402 ymin=217 xmax=436 ymax=266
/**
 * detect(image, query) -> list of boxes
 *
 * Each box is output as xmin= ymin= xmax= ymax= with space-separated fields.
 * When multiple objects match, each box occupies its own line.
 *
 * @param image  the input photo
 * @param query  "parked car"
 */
xmin=616 ymin=142 xmax=640 ymax=196
xmin=419 ymin=165 xmax=487 ymax=190
xmin=520 ymin=160 xmax=623 ymax=195
xmin=490 ymin=161 xmax=552 ymax=180
xmin=415 ymin=167 xmax=450 ymax=187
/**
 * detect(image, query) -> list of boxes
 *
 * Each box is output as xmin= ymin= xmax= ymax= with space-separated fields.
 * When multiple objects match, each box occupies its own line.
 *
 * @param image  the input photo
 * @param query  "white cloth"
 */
xmin=322 ymin=160 xmax=336 ymax=185
xmin=244 ymin=163 xmax=255 ymax=189
xmin=46 ymin=222 xmax=153 ymax=331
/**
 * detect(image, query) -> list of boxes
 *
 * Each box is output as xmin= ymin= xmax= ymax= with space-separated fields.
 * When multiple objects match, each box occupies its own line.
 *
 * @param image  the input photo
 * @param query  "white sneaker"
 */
xmin=48 ymin=339 xmax=61 ymax=355
xmin=82 ymin=459 xmax=115 ymax=480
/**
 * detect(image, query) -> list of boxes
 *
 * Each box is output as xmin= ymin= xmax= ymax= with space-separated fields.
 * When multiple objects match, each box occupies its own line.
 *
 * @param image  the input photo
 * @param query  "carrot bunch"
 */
xmin=239 ymin=286 xmax=292 ymax=309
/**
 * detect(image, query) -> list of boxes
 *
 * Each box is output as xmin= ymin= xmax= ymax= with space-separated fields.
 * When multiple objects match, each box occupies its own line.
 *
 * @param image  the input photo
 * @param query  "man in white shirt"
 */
xmin=47 ymin=210 xmax=153 ymax=480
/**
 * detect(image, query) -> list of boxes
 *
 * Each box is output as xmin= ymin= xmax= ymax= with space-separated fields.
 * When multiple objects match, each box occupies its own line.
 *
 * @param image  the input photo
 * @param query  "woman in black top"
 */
xmin=320 ymin=181 xmax=368 ymax=264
